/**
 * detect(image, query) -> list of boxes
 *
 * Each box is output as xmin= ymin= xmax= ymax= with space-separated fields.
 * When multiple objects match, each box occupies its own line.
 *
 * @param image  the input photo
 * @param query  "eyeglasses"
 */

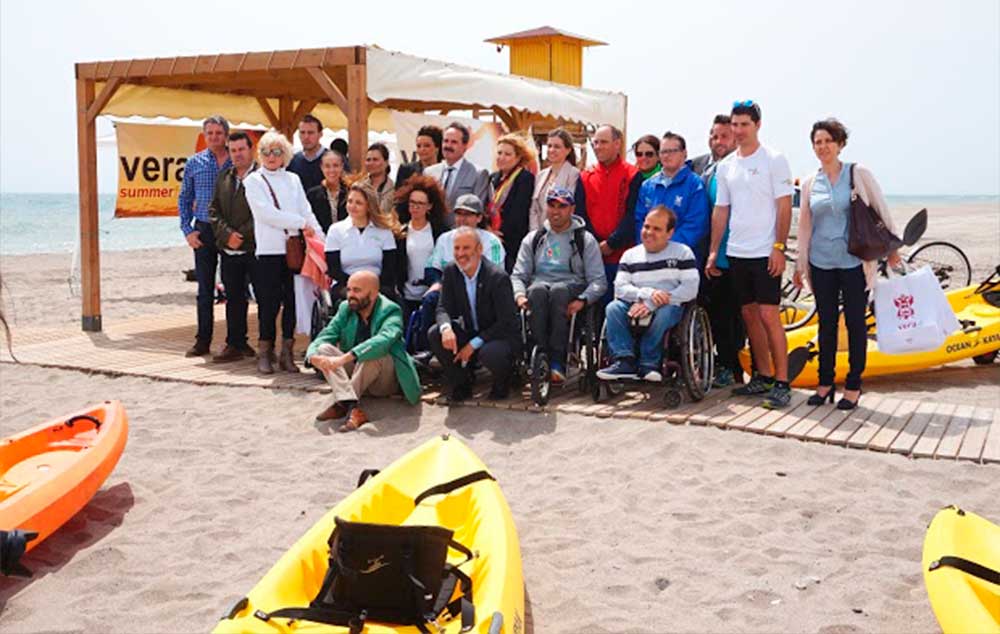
xmin=408 ymin=199 xmax=430 ymax=207
xmin=260 ymin=148 xmax=284 ymax=157
xmin=659 ymin=148 xmax=684 ymax=155
xmin=634 ymin=150 xmax=657 ymax=158
xmin=733 ymin=99 xmax=756 ymax=108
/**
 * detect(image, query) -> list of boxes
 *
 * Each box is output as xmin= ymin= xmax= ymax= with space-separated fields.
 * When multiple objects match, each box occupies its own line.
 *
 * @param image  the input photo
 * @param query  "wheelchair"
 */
xmin=593 ymin=301 xmax=714 ymax=408
xmin=517 ymin=303 xmax=599 ymax=406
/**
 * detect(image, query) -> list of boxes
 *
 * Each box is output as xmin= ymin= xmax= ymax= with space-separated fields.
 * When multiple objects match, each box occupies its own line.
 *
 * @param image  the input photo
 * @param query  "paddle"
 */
xmin=902 ymin=208 xmax=928 ymax=247
xmin=787 ymin=345 xmax=815 ymax=382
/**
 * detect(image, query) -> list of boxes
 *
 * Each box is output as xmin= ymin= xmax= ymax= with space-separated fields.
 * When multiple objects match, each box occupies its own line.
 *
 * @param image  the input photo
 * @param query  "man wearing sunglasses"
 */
xmin=632 ymin=132 xmax=710 ymax=266
xmin=706 ymin=101 xmax=794 ymax=408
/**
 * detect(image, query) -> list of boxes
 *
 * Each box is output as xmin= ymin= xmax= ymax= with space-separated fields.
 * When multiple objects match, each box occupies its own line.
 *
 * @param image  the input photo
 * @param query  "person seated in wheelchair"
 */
xmin=511 ymin=187 xmax=606 ymax=383
xmin=598 ymin=206 xmax=700 ymax=382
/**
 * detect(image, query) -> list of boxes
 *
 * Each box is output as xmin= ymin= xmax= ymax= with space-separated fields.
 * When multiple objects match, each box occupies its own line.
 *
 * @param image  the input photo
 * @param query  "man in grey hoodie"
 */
xmin=511 ymin=187 xmax=607 ymax=382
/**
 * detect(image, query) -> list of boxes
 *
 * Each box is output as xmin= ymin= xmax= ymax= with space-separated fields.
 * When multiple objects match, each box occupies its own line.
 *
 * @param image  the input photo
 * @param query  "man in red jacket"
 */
xmin=575 ymin=124 xmax=643 ymax=304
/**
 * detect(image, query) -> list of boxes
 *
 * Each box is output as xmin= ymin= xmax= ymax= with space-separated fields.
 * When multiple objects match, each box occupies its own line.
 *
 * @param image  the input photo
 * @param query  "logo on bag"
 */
xmin=361 ymin=555 xmax=390 ymax=574
xmin=894 ymin=293 xmax=915 ymax=320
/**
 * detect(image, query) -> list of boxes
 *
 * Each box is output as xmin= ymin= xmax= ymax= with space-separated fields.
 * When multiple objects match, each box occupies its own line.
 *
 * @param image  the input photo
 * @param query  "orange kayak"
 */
xmin=0 ymin=401 xmax=128 ymax=575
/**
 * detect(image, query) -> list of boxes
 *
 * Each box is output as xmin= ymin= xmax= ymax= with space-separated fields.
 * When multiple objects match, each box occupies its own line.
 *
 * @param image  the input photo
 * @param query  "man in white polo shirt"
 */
xmin=706 ymin=100 xmax=795 ymax=408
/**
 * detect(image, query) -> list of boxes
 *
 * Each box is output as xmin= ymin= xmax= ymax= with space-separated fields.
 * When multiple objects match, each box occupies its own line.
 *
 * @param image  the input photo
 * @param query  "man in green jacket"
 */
xmin=306 ymin=271 xmax=421 ymax=432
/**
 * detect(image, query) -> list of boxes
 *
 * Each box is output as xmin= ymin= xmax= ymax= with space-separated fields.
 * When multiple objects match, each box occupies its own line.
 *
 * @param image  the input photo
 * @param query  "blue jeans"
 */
xmin=605 ymin=300 xmax=684 ymax=370
xmin=193 ymin=220 xmax=219 ymax=343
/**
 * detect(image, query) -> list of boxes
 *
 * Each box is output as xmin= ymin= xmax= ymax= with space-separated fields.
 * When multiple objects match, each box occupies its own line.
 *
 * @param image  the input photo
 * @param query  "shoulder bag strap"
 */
xmin=260 ymin=174 xmax=280 ymax=209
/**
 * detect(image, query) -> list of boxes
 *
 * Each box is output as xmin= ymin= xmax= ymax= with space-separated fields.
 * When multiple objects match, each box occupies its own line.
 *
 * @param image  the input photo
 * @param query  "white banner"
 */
xmin=390 ymin=112 xmax=502 ymax=172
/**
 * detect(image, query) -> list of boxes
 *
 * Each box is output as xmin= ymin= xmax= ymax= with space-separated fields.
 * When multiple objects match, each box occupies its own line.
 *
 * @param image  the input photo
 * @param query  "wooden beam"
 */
xmin=305 ymin=67 xmax=348 ymax=113
xmin=291 ymin=98 xmax=320 ymax=128
xmin=75 ymin=78 xmax=102 ymax=332
xmin=490 ymin=106 xmax=517 ymax=132
xmin=278 ymin=96 xmax=294 ymax=140
xmin=255 ymin=97 xmax=280 ymax=129
xmin=346 ymin=63 xmax=368 ymax=173
xmin=86 ymin=77 xmax=122 ymax=122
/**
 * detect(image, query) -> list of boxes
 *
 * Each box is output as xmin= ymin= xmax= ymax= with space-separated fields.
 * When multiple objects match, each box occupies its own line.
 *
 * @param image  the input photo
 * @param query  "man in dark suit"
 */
xmin=689 ymin=114 xmax=735 ymax=177
xmin=428 ymin=227 xmax=519 ymax=402
xmin=424 ymin=122 xmax=491 ymax=226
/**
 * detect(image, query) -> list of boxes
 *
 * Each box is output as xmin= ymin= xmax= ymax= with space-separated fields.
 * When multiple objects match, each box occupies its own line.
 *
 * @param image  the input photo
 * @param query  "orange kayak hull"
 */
xmin=0 ymin=401 xmax=128 ymax=551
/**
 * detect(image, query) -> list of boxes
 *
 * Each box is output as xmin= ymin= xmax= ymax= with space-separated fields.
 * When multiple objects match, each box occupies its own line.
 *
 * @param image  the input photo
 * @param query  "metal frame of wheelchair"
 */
xmin=517 ymin=303 xmax=599 ymax=406
xmin=593 ymin=302 xmax=714 ymax=408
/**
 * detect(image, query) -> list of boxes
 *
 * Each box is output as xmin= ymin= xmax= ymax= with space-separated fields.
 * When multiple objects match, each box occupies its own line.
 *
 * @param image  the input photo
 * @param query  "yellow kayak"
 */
xmin=214 ymin=435 xmax=524 ymax=634
xmin=922 ymin=506 xmax=1000 ymax=633
xmin=746 ymin=283 xmax=1000 ymax=388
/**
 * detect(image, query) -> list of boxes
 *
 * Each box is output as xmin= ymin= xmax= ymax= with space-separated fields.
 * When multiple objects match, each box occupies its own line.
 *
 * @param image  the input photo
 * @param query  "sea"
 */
xmin=0 ymin=192 xmax=997 ymax=257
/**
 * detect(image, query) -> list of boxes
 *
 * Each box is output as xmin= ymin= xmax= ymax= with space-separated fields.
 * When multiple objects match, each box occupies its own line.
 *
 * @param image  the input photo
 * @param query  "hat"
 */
xmin=546 ymin=187 xmax=575 ymax=206
xmin=453 ymin=193 xmax=484 ymax=215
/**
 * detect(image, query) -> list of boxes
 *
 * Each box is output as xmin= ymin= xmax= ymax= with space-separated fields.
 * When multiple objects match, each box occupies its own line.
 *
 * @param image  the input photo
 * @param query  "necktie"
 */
xmin=442 ymin=166 xmax=455 ymax=193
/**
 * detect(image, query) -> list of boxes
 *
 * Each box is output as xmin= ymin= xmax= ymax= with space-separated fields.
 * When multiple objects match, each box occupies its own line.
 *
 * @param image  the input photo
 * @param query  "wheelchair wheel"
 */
xmin=530 ymin=347 xmax=551 ymax=406
xmin=907 ymin=240 xmax=972 ymax=290
xmin=676 ymin=305 xmax=714 ymax=402
xmin=577 ymin=309 xmax=598 ymax=395
xmin=973 ymin=350 xmax=998 ymax=365
xmin=662 ymin=389 xmax=682 ymax=409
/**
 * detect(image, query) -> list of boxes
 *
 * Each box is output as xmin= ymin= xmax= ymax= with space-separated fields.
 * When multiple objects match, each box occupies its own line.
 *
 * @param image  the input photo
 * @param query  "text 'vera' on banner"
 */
xmin=114 ymin=122 xmax=262 ymax=218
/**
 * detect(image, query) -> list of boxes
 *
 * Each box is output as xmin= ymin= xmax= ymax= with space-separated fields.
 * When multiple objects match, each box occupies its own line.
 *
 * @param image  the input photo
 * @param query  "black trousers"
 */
xmin=703 ymin=267 xmax=746 ymax=376
xmin=428 ymin=321 xmax=514 ymax=390
xmin=811 ymin=264 xmax=868 ymax=390
xmin=192 ymin=220 xmax=219 ymax=343
xmin=527 ymin=281 xmax=585 ymax=365
xmin=220 ymin=252 xmax=257 ymax=347
xmin=255 ymin=254 xmax=295 ymax=342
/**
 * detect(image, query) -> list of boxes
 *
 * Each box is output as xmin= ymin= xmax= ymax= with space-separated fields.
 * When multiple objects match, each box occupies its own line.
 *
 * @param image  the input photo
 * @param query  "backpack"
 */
xmin=530 ymin=226 xmax=589 ymax=274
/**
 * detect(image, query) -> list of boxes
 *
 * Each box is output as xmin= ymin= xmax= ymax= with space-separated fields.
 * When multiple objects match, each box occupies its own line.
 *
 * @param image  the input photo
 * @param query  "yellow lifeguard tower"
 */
xmin=485 ymin=26 xmax=607 ymax=87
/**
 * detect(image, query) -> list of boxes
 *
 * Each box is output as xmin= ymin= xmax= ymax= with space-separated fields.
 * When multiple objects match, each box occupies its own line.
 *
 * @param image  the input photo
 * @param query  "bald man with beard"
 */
xmin=305 ymin=270 xmax=421 ymax=432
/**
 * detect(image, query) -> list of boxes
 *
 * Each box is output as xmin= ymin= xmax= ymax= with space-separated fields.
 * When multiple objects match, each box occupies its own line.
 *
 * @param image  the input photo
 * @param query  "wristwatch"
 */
xmin=772 ymin=242 xmax=786 ymax=252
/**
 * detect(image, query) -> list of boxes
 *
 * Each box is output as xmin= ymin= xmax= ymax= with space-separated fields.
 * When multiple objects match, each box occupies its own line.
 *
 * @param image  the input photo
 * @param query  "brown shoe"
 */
xmin=212 ymin=345 xmax=244 ymax=363
xmin=185 ymin=340 xmax=211 ymax=357
xmin=237 ymin=343 xmax=256 ymax=358
xmin=315 ymin=402 xmax=348 ymax=422
xmin=337 ymin=407 xmax=369 ymax=432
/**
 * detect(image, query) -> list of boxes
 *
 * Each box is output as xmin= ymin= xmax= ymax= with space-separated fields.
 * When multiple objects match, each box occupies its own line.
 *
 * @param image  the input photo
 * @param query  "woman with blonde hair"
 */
xmin=529 ymin=128 xmax=580 ymax=232
xmin=325 ymin=182 xmax=401 ymax=302
xmin=490 ymin=132 xmax=536 ymax=272
xmin=245 ymin=130 xmax=324 ymax=374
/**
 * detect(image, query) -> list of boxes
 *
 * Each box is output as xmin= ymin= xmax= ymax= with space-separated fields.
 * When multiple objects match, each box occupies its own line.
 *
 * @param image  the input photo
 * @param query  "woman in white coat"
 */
xmin=528 ymin=128 xmax=580 ymax=232
xmin=245 ymin=131 xmax=323 ymax=375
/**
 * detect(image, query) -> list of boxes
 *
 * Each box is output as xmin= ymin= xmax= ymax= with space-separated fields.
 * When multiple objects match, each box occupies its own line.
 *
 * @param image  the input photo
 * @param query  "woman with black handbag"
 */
xmin=245 ymin=131 xmax=324 ymax=375
xmin=793 ymin=118 xmax=901 ymax=409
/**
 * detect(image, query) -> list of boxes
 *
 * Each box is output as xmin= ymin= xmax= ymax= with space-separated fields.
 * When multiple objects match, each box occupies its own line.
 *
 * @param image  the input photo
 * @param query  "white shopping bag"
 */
xmin=874 ymin=265 xmax=960 ymax=354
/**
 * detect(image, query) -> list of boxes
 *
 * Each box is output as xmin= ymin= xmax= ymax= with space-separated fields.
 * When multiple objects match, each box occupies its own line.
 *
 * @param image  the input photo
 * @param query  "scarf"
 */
xmin=490 ymin=167 xmax=523 ymax=231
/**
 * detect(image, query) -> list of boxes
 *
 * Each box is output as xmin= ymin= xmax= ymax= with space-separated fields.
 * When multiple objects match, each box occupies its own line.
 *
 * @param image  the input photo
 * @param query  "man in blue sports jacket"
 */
xmin=632 ymin=131 xmax=710 ymax=265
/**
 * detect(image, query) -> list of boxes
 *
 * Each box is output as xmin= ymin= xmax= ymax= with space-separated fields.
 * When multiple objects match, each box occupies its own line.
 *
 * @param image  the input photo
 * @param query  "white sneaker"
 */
xmin=640 ymin=368 xmax=663 ymax=383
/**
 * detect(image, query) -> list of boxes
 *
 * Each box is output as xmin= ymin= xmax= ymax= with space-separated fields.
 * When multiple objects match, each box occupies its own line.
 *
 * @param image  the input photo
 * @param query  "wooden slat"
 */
xmin=911 ymin=403 xmax=958 ymax=458
xmin=795 ymin=406 xmax=848 ymax=441
xmin=866 ymin=399 xmax=919 ymax=452
xmin=934 ymin=404 xmax=975 ymax=459
xmin=746 ymin=391 xmax=810 ymax=434
xmin=981 ymin=408 xmax=1000 ymax=464
xmin=956 ymin=407 xmax=995 ymax=462
xmin=658 ymin=388 xmax=727 ymax=423
xmin=822 ymin=396 xmax=887 ymax=445
xmin=846 ymin=397 xmax=904 ymax=449
xmin=889 ymin=402 xmax=941 ymax=455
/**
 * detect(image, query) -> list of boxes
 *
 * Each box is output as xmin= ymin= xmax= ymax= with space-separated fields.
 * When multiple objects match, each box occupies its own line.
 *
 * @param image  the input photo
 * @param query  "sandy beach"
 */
xmin=0 ymin=199 xmax=998 ymax=633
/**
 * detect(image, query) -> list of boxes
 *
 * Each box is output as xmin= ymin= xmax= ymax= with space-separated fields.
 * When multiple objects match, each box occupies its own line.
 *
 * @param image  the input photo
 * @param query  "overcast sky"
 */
xmin=1 ymin=0 xmax=997 ymax=195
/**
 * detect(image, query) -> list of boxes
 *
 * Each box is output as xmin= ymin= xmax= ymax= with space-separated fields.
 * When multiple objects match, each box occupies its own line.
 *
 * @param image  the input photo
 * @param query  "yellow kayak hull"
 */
xmin=742 ymin=284 xmax=1000 ymax=387
xmin=213 ymin=435 xmax=524 ymax=633
xmin=922 ymin=506 xmax=1000 ymax=634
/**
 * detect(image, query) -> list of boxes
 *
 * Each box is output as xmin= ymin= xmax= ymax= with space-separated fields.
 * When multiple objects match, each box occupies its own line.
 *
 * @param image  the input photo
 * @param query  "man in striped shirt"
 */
xmin=597 ymin=206 xmax=700 ymax=382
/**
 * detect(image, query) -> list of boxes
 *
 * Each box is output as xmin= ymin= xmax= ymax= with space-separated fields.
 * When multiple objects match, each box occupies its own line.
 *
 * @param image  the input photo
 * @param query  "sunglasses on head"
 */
xmin=733 ymin=99 xmax=756 ymax=108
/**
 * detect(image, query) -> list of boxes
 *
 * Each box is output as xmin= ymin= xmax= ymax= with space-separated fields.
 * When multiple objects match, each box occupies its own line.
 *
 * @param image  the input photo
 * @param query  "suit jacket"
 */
xmin=305 ymin=183 xmax=347 ymax=233
xmin=425 ymin=159 xmax=491 ymax=225
xmin=435 ymin=259 xmax=519 ymax=349
xmin=689 ymin=153 xmax=713 ymax=177
xmin=490 ymin=168 xmax=535 ymax=273
xmin=209 ymin=165 xmax=256 ymax=253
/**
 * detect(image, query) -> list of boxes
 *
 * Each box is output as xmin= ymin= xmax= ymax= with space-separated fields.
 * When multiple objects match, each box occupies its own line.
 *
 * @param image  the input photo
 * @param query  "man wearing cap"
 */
xmin=511 ymin=187 xmax=606 ymax=382
xmin=413 ymin=194 xmax=505 ymax=357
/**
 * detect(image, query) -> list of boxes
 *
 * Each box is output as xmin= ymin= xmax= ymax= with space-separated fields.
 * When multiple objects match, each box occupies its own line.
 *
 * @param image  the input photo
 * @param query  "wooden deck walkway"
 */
xmin=2 ymin=307 xmax=998 ymax=464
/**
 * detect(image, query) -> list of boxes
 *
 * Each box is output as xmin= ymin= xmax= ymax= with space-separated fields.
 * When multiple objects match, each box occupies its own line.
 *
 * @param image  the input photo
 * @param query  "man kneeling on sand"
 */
xmin=305 ymin=271 xmax=421 ymax=431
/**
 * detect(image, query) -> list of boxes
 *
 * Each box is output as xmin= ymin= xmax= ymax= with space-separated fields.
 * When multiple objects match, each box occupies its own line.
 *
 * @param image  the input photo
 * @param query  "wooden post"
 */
xmin=75 ymin=76 xmax=101 ymax=332
xmin=278 ymin=96 xmax=295 ymax=141
xmin=346 ymin=63 xmax=368 ymax=174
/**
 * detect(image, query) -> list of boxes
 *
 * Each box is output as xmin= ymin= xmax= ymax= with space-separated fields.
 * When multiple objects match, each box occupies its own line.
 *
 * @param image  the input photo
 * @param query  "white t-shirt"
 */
xmin=403 ymin=223 xmax=435 ymax=301
xmin=324 ymin=218 xmax=396 ymax=276
xmin=715 ymin=144 xmax=794 ymax=258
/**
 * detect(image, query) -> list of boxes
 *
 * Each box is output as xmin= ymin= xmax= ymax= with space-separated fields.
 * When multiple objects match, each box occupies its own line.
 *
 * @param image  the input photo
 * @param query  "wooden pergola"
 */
xmin=74 ymin=45 xmax=626 ymax=331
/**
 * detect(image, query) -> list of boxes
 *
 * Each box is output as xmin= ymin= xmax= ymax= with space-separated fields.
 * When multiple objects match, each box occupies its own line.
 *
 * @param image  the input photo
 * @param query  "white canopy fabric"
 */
xmin=365 ymin=47 xmax=626 ymax=129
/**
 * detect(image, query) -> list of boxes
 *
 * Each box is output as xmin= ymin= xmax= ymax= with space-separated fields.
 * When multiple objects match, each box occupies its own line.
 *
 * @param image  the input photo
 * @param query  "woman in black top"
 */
xmin=489 ymin=133 xmax=536 ymax=272
xmin=305 ymin=150 xmax=348 ymax=232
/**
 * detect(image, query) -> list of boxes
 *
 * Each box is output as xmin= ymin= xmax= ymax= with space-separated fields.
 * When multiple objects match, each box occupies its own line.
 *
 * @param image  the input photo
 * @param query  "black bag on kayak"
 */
xmin=261 ymin=517 xmax=476 ymax=634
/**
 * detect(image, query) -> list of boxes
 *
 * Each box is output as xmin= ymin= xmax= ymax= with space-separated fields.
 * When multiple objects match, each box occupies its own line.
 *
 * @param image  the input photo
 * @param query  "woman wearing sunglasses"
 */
xmin=793 ymin=118 xmax=901 ymax=410
xmin=245 ymin=131 xmax=324 ymax=375
xmin=632 ymin=134 xmax=662 ymax=182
